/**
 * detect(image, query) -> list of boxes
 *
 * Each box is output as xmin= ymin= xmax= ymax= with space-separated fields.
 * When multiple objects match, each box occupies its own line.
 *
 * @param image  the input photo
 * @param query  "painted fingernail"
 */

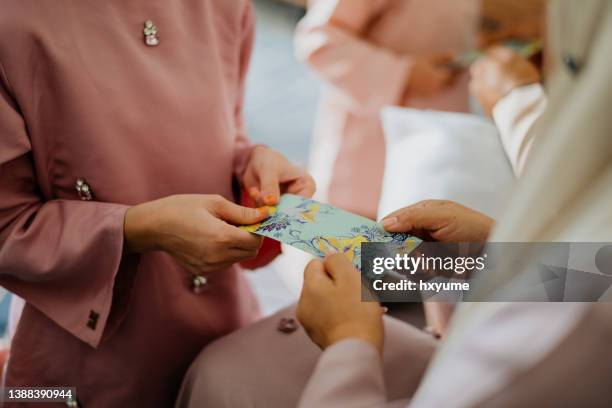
xmin=249 ymin=187 xmax=259 ymax=198
xmin=325 ymin=247 xmax=338 ymax=255
xmin=380 ymin=217 xmax=397 ymax=228
xmin=257 ymin=207 xmax=268 ymax=216
xmin=264 ymin=194 xmax=277 ymax=204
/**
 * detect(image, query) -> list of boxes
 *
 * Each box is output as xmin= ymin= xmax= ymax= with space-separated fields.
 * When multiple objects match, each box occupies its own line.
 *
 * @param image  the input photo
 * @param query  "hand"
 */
xmin=380 ymin=200 xmax=494 ymax=243
xmin=124 ymin=194 xmax=268 ymax=273
xmin=404 ymin=54 xmax=457 ymax=99
xmin=469 ymin=46 xmax=541 ymax=116
xmin=381 ymin=200 xmax=493 ymax=337
xmin=297 ymin=254 xmax=385 ymax=354
xmin=242 ymin=146 xmax=316 ymax=206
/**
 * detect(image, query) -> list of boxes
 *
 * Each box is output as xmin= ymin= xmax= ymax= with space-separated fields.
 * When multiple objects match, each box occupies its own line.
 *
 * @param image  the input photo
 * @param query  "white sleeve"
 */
xmin=492 ymin=83 xmax=547 ymax=176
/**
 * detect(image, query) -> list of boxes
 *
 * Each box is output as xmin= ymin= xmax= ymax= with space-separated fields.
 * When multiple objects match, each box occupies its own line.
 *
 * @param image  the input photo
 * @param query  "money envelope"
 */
xmin=241 ymin=194 xmax=421 ymax=269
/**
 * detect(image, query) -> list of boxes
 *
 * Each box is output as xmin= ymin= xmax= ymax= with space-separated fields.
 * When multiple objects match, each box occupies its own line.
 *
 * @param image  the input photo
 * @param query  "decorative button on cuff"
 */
xmin=144 ymin=20 xmax=160 ymax=47
xmin=277 ymin=317 xmax=298 ymax=334
xmin=192 ymin=275 xmax=208 ymax=294
xmin=87 ymin=310 xmax=100 ymax=331
xmin=75 ymin=178 xmax=93 ymax=201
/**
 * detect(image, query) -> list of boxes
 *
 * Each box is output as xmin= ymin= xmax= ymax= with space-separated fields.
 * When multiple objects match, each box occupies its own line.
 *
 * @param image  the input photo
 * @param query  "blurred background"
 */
xmin=241 ymin=0 xmax=319 ymax=315
xmin=245 ymin=0 xmax=316 ymax=166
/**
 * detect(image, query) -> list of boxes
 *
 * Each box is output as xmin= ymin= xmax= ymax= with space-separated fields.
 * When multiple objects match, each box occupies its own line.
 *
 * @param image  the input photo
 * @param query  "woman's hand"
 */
xmin=297 ymin=254 xmax=385 ymax=354
xmin=382 ymin=201 xmax=494 ymax=338
xmin=469 ymin=46 xmax=541 ymax=116
xmin=381 ymin=200 xmax=494 ymax=243
xmin=124 ymin=194 xmax=268 ymax=273
xmin=404 ymin=54 xmax=457 ymax=99
xmin=242 ymin=146 xmax=316 ymax=206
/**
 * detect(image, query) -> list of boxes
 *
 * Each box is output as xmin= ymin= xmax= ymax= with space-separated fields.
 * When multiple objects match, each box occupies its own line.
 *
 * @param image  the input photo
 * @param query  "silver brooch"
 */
xmin=192 ymin=275 xmax=208 ymax=294
xmin=144 ymin=20 xmax=160 ymax=47
xmin=75 ymin=178 xmax=93 ymax=201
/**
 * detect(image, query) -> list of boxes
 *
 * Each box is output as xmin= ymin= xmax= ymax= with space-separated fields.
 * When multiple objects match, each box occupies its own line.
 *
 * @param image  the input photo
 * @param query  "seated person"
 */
xmin=176 ymin=0 xmax=612 ymax=406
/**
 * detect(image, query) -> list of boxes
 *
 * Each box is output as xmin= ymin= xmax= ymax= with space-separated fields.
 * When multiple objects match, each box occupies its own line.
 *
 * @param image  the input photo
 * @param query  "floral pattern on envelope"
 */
xmin=241 ymin=194 xmax=421 ymax=268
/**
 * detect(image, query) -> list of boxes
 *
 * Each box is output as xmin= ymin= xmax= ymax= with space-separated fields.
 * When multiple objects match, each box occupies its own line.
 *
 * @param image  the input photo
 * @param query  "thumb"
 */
xmin=381 ymin=200 xmax=449 ymax=234
xmin=258 ymin=166 xmax=281 ymax=206
xmin=303 ymin=259 xmax=330 ymax=289
xmin=323 ymin=253 xmax=359 ymax=285
xmin=210 ymin=196 xmax=269 ymax=226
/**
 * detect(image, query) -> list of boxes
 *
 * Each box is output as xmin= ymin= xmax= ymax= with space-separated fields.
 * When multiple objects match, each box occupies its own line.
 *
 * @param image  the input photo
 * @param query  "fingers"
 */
xmin=210 ymin=196 xmax=268 ymax=226
xmin=323 ymin=253 xmax=359 ymax=285
xmin=303 ymin=259 xmax=331 ymax=290
xmin=221 ymin=225 xmax=263 ymax=252
xmin=381 ymin=200 xmax=449 ymax=233
xmin=285 ymin=174 xmax=316 ymax=198
xmin=257 ymin=165 xmax=281 ymax=206
xmin=226 ymin=246 xmax=261 ymax=261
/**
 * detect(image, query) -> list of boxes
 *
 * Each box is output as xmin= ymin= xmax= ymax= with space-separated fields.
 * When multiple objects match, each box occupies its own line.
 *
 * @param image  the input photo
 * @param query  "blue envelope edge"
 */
xmin=241 ymin=194 xmax=421 ymax=269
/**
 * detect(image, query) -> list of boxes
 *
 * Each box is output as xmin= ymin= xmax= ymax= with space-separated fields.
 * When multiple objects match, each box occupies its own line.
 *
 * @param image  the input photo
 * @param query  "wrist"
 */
xmin=325 ymin=322 xmax=384 ymax=355
xmin=124 ymin=200 xmax=162 ymax=254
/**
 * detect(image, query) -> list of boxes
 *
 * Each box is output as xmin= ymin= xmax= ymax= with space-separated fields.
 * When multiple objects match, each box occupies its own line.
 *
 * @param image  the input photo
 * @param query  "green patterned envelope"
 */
xmin=241 ymin=194 xmax=421 ymax=269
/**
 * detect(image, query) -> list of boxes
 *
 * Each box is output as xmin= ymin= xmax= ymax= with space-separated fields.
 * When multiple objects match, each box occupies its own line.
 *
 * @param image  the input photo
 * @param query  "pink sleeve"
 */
xmin=298 ymin=339 xmax=390 ymax=408
xmin=232 ymin=2 xmax=256 ymax=181
xmin=0 ymin=63 xmax=131 ymax=348
xmin=295 ymin=0 xmax=412 ymax=112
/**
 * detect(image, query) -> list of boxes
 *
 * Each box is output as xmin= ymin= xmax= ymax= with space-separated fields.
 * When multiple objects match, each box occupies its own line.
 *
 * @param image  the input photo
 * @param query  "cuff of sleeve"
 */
xmin=67 ymin=203 xmax=131 ymax=348
xmin=299 ymin=339 xmax=386 ymax=407
xmin=1 ymin=202 xmax=131 ymax=348
xmin=492 ymin=83 xmax=547 ymax=175
xmin=369 ymin=55 xmax=413 ymax=112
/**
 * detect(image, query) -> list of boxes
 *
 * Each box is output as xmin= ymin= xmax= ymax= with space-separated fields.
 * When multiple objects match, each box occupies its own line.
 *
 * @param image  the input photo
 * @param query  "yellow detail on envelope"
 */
xmin=240 ymin=206 xmax=277 ymax=232
xmin=313 ymin=235 xmax=368 ymax=261
xmin=238 ymin=194 xmax=422 ymax=269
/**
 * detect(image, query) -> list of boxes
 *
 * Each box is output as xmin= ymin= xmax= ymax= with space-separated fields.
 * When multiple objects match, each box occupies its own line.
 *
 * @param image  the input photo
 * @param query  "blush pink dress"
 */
xmin=295 ymin=0 xmax=477 ymax=219
xmin=0 ymin=0 xmax=261 ymax=406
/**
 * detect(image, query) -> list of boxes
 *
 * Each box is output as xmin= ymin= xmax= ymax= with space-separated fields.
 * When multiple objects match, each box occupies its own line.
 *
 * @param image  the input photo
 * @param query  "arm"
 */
xmin=299 ymin=339 xmax=389 ymax=408
xmin=469 ymin=47 xmax=544 ymax=177
xmin=0 ymin=67 xmax=131 ymax=348
xmin=294 ymin=0 xmax=412 ymax=112
xmin=296 ymin=255 xmax=438 ymax=408
xmin=0 ymin=56 xmax=269 ymax=348
xmin=492 ymin=83 xmax=546 ymax=176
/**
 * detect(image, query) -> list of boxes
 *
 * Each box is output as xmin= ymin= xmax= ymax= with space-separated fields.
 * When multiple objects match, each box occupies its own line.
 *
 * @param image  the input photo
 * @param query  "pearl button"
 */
xmin=192 ymin=275 xmax=208 ymax=294
xmin=143 ymin=20 xmax=160 ymax=47
xmin=75 ymin=178 xmax=93 ymax=201
xmin=277 ymin=317 xmax=298 ymax=334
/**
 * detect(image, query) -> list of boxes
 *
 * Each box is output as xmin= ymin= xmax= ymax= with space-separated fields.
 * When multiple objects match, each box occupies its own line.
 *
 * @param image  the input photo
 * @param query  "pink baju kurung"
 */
xmin=295 ymin=0 xmax=477 ymax=219
xmin=0 ymin=0 xmax=260 ymax=406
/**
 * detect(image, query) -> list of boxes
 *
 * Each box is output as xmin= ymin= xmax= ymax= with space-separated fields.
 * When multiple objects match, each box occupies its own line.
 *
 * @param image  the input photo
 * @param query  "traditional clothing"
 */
xmin=0 ymin=0 xmax=260 ymax=406
xmin=295 ymin=0 xmax=476 ymax=218
xmin=178 ymin=0 xmax=612 ymax=406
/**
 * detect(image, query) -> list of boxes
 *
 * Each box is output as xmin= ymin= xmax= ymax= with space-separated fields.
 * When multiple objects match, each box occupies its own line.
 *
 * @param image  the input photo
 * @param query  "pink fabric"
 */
xmin=0 ymin=1 xmax=259 ymax=406
xmin=296 ymin=0 xmax=476 ymax=218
